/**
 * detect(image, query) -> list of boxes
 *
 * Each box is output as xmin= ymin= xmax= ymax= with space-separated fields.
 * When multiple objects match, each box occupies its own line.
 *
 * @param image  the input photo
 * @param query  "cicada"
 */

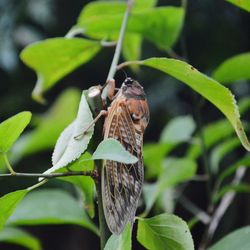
xmin=102 ymin=77 xmax=149 ymax=234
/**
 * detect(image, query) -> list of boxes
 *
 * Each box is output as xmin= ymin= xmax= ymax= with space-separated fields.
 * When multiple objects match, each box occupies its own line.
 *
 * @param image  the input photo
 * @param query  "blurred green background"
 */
xmin=0 ymin=0 xmax=250 ymax=249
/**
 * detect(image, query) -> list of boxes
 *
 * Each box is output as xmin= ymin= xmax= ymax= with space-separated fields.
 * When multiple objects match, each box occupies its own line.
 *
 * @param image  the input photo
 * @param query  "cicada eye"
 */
xmin=124 ymin=77 xmax=134 ymax=86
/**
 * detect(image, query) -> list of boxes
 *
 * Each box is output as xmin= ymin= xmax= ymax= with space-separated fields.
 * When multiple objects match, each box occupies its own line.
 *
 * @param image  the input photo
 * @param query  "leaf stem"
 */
xmin=0 ymin=170 xmax=97 ymax=179
xmin=102 ymin=0 xmax=134 ymax=100
xmin=3 ymin=153 xmax=16 ymax=175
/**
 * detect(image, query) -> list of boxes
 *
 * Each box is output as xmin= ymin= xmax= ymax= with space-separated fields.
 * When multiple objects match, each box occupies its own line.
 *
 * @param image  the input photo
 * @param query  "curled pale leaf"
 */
xmin=43 ymin=91 xmax=94 ymax=175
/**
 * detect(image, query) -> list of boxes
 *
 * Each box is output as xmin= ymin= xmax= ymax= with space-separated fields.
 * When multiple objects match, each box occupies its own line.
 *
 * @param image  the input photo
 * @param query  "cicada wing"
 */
xmin=102 ymin=104 xmax=144 ymax=234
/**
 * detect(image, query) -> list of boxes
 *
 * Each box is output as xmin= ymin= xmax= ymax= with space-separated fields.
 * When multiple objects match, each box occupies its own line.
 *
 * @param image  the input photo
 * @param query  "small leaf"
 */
xmin=210 ymin=138 xmax=241 ymax=174
xmin=137 ymin=213 xmax=194 ymax=250
xmin=213 ymin=182 xmax=250 ymax=203
xmin=42 ymin=91 xmax=94 ymax=174
xmin=226 ymin=0 xmax=250 ymax=12
xmin=92 ymin=138 xmax=138 ymax=164
xmin=0 ymin=190 xmax=28 ymax=230
xmin=0 ymin=227 xmax=41 ymax=250
xmin=0 ymin=112 xmax=31 ymax=153
xmin=104 ymin=223 xmax=131 ymax=250
xmin=11 ymin=89 xmax=80 ymax=161
xmin=213 ymin=52 xmax=250 ymax=83
xmin=7 ymin=189 xmax=98 ymax=234
xmin=138 ymin=58 xmax=250 ymax=152
xmin=160 ymin=115 xmax=196 ymax=143
xmin=21 ymin=38 xmax=101 ymax=102
xmin=143 ymin=158 xmax=197 ymax=214
xmin=208 ymin=226 xmax=250 ymax=250
xmin=77 ymin=3 xmax=184 ymax=50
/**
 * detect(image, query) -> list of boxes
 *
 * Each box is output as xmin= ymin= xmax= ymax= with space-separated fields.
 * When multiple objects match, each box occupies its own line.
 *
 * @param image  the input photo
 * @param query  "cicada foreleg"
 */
xmin=74 ymin=110 xmax=108 ymax=140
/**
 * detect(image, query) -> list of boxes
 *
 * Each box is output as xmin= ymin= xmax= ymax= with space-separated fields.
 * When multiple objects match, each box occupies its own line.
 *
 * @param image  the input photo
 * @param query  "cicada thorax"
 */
xmin=102 ymin=78 xmax=149 ymax=234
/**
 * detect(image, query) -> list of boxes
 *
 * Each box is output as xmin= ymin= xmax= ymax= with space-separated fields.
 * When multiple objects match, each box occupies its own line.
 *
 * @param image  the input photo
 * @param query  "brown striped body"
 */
xmin=102 ymin=78 xmax=149 ymax=234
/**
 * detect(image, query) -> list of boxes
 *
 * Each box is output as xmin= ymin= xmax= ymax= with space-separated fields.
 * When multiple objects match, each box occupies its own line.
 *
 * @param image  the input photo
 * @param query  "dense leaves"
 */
xmin=77 ymin=2 xmax=184 ymax=50
xmin=137 ymin=213 xmax=194 ymax=250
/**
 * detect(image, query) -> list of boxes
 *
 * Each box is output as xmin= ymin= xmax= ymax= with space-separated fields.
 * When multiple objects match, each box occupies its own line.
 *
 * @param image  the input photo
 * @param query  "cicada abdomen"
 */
xmin=102 ymin=78 xmax=149 ymax=234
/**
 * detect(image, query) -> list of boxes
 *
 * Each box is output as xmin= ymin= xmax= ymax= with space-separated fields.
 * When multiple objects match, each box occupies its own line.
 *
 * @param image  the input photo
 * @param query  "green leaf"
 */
xmin=143 ymin=158 xmax=197 ymax=214
xmin=208 ymin=226 xmax=250 ymax=250
xmin=43 ymin=91 xmax=94 ymax=174
xmin=160 ymin=115 xmax=196 ymax=143
xmin=210 ymin=137 xmax=241 ymax=174
xmin=104 ymin=223 xmax=131 ymax=250
xmin=11 ymin=88 xmax=80 ymax=161
xmin=138 ymin=57 xmax=250 ymax=152
xmin=58 ymin=153 xmax=95 ymax=218
xmin=0 ymin=190 xmax=28 ymax=230
xmin=137 ymin=213 xmax=194 ymax=250
xmin=0 ymin=227 xmax=41 ymax=250
xmin=92 ymin=138 xmax=138 ymax=164
xmin=0 ymin=112 xmax=31 ymax=153
xmin=213 ymin=52 xmax=250 ymax=83
xmin=7 ymin=189 xmax=98 ymax=235
xmin=226 ymin=0 xmax=250 ymax=12
xmin=21 ymin=38 xmax=101 ymax=102
xmin=144 ymin=143 xmax=174 ymax=179
xmin=213 ymin=183 xmax=250 ymax=203
xmin=77 ymin=3 xmax=184 ymax=50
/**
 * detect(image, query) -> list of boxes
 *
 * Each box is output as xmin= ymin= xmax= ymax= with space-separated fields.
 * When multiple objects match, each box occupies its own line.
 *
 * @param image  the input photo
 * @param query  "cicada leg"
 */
xmin=74 ymin=110 xmax=108 ymax=140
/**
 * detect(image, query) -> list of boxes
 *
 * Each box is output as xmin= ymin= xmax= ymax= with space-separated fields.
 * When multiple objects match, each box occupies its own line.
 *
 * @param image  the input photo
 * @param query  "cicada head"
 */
xmin=121 ymin=77 xmax=146 ymax=100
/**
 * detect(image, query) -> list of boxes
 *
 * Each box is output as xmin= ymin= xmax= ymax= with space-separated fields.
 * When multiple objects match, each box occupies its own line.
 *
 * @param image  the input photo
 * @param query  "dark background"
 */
xmin=0 ymin=0 xmax=250 ymax=249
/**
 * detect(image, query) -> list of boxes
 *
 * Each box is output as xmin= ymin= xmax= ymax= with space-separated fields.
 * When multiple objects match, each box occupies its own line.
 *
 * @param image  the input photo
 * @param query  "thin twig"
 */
xmin=101 ymin=0 xmax=134 ymax=100
xmin=199 ymin=167 xmax=246 ymax=250
xmin=179 ymin=195 xmax=211 ymax=225
xmin=3 ymin=153 xmax=16 ymax=174
xmin=0 ymin=170 xmax=98 ymax=179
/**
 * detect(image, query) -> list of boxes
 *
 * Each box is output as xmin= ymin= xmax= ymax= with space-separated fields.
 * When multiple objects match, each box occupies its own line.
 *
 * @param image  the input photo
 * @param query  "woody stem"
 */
xmin=101 ymin=0 xmax=134 ymax=101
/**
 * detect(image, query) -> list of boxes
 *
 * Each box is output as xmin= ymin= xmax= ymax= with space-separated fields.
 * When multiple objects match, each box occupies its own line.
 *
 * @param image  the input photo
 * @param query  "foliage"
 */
xmin=0 ymin=0 xmax=249 ymax=250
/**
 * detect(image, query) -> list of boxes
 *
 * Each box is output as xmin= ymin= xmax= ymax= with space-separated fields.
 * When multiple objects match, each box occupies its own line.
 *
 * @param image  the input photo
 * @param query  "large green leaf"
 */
xmin=77 ymin=3 xmax=184 ymax=50
xmin=92 ymin=138 xmax=138 ymax=164
xmin=213 ymin=52 xmax=250 ymax=83
xmin=0 ymin=227 xmax=41 ymax=250
xmin=11 ymin=88 xmax=80 ymax=161
xmin=208 ymin=226 xmax=250 ymax=250
xmin=143 ymin=158 xmax=197 ymax=214
xmin=7 ymin=189 xmax=98 ymax=234
xmin=43 ymin=91 xmax=94 ymax=174
xmin=0 ymin=112 xmax=31 ymax=153
xmin=104 ymin=223 xmax=131 ymax=250
xmin=21 ymin=38 xmax=101 ymax=102
xmin=226 ymin=0 xmax=250 ymax=12
xmin=0 ymin=190 xmax=28 ymax=230
xmin=131 ymin=57 xmax=250 ymax=152
xmin=137 ymin=213 xmax=194 ymax=250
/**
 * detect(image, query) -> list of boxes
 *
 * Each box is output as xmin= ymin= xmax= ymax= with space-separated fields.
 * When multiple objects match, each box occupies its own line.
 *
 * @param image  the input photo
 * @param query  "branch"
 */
xmin=0 ymin=170 xmax=98 ymax=179
xmin=101 ymin=0 xmax=134 ymax=100
xmin=199 ymin=167 xmax=246 ymax=250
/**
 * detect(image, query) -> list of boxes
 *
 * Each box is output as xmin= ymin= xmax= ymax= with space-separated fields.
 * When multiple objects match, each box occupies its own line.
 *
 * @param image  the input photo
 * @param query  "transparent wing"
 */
xmin=102 ymin=103 xmax=144 ymax=234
